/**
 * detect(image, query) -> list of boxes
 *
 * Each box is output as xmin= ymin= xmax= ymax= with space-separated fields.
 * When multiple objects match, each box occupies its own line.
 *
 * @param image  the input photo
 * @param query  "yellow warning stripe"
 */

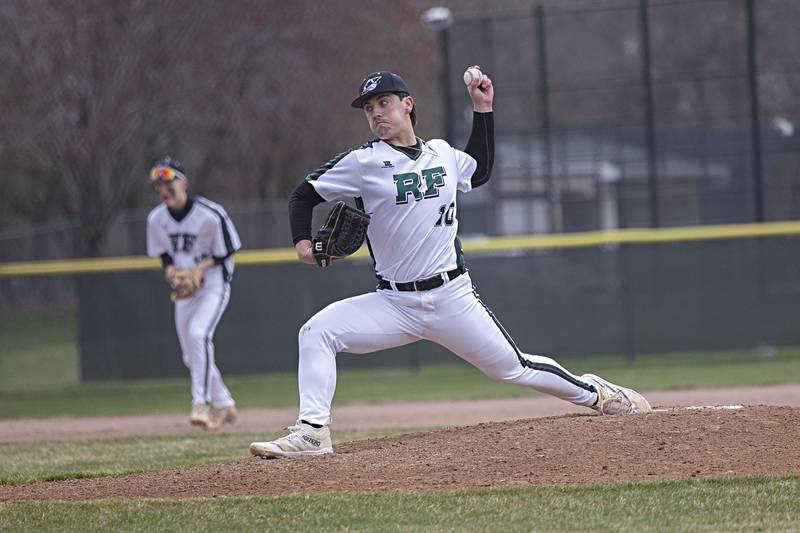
xmin=2 ymin=220 xmax=799 ymax=277
xmin=461 ymin=220 xmax=800 ymax=253
xmin=0 ymin=255 xmax=160 ymax=277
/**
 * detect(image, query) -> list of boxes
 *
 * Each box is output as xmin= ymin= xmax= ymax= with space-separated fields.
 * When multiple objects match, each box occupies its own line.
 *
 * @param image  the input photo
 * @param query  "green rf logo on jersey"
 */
xmin=393 ymin=167 xmax=446 ymax=204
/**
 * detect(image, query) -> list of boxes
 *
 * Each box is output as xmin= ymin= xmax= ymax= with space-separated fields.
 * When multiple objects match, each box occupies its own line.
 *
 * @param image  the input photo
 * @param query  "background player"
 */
xmin=250 ymin=68 xmax=651 ymax=458
xmin=146 ymin=156 xmax=241 ymax=430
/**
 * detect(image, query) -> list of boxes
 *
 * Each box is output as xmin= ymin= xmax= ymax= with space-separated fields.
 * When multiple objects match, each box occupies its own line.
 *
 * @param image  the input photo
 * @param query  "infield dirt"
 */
xmin=2 ymin=405 xmax=799 ymax=502
xmin=3 ymin=383 xmax=800 ymax=443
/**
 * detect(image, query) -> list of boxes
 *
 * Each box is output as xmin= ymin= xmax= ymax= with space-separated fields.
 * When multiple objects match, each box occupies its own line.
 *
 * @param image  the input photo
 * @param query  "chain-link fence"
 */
xmin=442 ymin=0 xmax=800 ymax=234
xmin=4 ymin=1 xmax=799 ymax=259
xmin=4 ymin=0 xmax=800 ymax=249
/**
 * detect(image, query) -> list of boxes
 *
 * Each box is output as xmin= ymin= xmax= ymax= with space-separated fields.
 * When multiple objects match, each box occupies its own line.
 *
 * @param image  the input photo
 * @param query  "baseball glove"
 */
xmin=312 ymin=201 xmax=371 ymax=268
xmin=170 ymin=267 xmax=204 ymax=301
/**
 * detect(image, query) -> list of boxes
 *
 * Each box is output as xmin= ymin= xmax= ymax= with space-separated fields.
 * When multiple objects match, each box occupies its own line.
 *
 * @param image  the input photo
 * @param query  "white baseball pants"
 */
xmin=297 ymin=273 xmax=598 ymax=425
xmin=174 ymin=283 xmax=235 ymax=408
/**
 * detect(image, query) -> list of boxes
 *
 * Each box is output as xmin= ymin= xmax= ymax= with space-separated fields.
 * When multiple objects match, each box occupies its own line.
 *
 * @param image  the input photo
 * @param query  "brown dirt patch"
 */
xmin=3 ymin=384 xmax=800 ymax=443
xmin=2 ymin=405 xmax=799 ymax=502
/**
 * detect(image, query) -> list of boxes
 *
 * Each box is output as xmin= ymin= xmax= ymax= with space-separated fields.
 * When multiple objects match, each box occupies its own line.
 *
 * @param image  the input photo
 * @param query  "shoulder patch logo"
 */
xmin=382 ymin=160 xmax=394 ymax=168
xmin=362 ymin=76 xmax=382 ymax=95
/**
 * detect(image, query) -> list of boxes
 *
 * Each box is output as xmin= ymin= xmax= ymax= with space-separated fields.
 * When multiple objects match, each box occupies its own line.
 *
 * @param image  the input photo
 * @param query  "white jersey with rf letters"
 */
xmin=295 ymin=136 xmax=602 ymax=428
xmin=307 ymin=138 xmax=476 ymax=282
xmin=146 ymin=196 xmax=241 ymax=409
xmin=147 ymin=196 xmax=241 ymax=287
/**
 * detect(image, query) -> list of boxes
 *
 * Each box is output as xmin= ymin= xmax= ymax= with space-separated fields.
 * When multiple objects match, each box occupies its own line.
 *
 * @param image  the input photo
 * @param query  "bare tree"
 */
xmin=0 ymin=1 xmax=204 ymax=255
xmin=0 ymin=0 xmax=438 ymax=257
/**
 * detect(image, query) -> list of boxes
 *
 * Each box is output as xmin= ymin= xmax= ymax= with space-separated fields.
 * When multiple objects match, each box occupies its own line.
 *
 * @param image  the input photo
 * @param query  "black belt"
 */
xmin=377 ymin=266 xmax=466 ymax=292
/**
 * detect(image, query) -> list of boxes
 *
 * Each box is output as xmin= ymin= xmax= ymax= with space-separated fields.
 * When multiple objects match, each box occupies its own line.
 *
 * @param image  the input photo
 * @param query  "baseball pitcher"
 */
xmin=250 ymin=68 xmax=651 ymax=458
xmin=146 ymin=156 xmax=240 ymax=430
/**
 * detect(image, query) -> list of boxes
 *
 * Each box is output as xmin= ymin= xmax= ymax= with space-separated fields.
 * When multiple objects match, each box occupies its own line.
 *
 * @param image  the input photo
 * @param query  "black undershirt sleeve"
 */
xmin=160 ymin=253 xmax=174 ymax=269
xmin=289 ymin=180 xmax=326 ymax=244
xmin=464 ymin=111 xmax=495 ymax=188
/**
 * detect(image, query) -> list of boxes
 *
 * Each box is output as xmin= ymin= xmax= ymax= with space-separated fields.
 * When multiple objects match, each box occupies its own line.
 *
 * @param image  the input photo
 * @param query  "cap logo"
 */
xmin=362 ymin=75 xmax=382 ymax=95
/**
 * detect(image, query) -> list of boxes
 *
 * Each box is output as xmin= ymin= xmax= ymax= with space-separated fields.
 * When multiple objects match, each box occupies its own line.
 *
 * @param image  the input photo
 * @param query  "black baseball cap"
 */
xmin=351 ymin=71 xmax=412 ymax=108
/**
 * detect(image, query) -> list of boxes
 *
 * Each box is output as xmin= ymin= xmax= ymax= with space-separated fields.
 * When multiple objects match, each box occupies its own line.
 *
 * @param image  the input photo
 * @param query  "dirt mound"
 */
xmin=2 ymin=405 xmax=799 ymax=502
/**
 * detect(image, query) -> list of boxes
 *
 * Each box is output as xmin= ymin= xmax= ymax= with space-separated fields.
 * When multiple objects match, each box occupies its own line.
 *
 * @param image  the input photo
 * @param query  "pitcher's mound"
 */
xmin=2 ymin=405 xmax=799 ymax=502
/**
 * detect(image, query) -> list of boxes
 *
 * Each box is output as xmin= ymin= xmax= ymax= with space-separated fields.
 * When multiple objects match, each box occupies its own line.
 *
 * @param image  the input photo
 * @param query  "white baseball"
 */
xmin=463 ymin=68 xmax=482 ymax=86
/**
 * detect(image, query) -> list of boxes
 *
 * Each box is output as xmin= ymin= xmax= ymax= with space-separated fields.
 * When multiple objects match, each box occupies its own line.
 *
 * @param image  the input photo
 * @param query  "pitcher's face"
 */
xmin=362 ymin=92 xmax=414 ymax=142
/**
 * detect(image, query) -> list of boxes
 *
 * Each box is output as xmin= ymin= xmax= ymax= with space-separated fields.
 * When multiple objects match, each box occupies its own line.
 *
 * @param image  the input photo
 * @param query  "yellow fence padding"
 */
xmin=2 ymin=220 xmax=799 ymax=277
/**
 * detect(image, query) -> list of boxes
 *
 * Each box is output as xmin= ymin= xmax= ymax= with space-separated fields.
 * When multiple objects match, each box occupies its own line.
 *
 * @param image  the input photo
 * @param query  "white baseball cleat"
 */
xmin=206 ymin=405 xmax=238 ymax=430
xmin=582 ymin=373 xmax=652 ymax=415
xmin=250 ymin=422 xmax=333 ymax=458
xmin=189 ymin=404 xmax=212 ymax=427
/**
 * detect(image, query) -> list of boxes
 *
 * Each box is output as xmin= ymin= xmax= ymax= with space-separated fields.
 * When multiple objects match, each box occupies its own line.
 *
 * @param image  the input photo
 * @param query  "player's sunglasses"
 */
xmin=149 ymin=166 xmax=185 ymax=182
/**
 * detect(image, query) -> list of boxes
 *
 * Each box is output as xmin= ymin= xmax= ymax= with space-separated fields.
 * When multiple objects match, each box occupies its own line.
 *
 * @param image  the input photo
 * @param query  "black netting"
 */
xmin=76 ymin=235 xmax=800 ymax=380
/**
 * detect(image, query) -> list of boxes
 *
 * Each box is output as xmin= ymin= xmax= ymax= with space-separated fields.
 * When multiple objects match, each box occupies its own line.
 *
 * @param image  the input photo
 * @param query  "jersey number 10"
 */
xmin=435 ymin=201 xmax=456 ymax=227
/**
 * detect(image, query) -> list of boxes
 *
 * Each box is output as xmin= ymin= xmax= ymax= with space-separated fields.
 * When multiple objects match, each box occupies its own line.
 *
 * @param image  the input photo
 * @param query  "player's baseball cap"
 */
xmin=149 ymin=156 xmax=186 ymax=182
xmin=351 ymin=71 xmax=412 ymax=108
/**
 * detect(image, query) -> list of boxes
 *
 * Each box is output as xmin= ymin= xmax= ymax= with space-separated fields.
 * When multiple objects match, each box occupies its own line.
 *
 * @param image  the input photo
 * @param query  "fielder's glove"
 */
xmin=170 ymin=267 xmax=204 ymax=301
xmin=312 ymin=201 xmax=371 ymax=268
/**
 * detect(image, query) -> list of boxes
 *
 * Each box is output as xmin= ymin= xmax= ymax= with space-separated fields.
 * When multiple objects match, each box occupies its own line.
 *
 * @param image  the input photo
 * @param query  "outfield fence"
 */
xmin=2 ymin=221 xmax=799 ymax=382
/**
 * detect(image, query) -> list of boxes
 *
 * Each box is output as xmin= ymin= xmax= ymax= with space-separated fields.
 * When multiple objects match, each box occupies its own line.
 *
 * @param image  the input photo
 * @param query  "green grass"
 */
xmin=3 ymin=314 xmax=798 ymax=532
xmin=569 ymin=348 xmax=800 ymax=392
xmin=2 ymin=311 xmax=800 ymax=420
xmin=0 ymin=311 xmax=79 ymax=391
xmin=0 ymin=475 xmax=797 ymax=531
xmin=0 ymin=427 xmax=425 ymax=485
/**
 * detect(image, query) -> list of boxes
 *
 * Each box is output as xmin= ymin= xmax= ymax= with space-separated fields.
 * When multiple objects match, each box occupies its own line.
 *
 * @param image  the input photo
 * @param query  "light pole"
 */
xmin=421 ymin=6 xmax=454 ymax=142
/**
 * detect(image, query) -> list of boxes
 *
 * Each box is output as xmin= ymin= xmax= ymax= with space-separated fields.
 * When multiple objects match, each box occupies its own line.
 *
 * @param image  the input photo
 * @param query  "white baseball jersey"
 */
xmin=146 ymin=196 xmax=240 ymax=408
xmin=307 ymin=138 xmax=477 ymax=282
xmin=294 ymin=137 xmax=600 ymax=427
xmin=146 ymin=196 xmax=241 ymax=287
